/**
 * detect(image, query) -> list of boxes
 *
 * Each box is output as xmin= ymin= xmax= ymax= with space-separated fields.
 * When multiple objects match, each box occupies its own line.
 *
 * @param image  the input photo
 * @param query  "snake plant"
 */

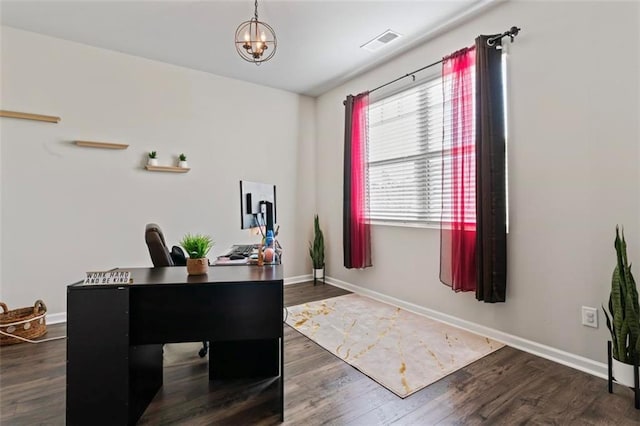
xmin=309 ymin=214 xmax=325 ymax=269
xmin=603 ymin=226 xmax=640 ymax=364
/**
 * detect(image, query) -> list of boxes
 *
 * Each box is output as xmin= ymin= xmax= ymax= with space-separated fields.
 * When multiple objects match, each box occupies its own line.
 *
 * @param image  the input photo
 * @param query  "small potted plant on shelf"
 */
xmin=178 ymin=153 xmax=188 ymax=168
xmin=180 ymin=233 xmax=214 ymax=276
xmin=308 ymin=214 xmax=325 ymax=284
xmin=148 ymin=151 xmax=158 ymax=166
xmin=603 ymin=226 xmax=640 ymax=388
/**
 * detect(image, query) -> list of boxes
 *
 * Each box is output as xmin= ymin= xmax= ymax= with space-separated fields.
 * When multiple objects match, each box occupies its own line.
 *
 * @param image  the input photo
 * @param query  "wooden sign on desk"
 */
xmin=84 ymin=271 xmax=131 ymax=284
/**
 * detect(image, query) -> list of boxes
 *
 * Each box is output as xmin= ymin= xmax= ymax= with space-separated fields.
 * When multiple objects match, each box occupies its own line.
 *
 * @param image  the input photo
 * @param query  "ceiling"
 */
xmin=0 ymin=0 xmax=497 ymax=96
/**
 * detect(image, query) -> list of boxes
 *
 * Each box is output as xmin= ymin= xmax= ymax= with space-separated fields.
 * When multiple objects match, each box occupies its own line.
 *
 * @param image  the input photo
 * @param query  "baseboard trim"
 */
xmin=325 ymin=276 xmax=608 ymax=380
xmin=284 ymin=274 xmax=313 ymax=285
xmin=46 ymin=312 xmax=66 ymax=325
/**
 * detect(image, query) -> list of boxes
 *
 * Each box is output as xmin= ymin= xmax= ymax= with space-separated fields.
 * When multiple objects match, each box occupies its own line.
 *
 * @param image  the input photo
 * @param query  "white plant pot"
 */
xmin=148 ymin=158 xmax=159 ymax=166
xmin=313 ymin=268 xmax=324 ymax=279
xmin=612 ymin=358 xmax=637 ymax=387
xmin=178 ymin=160 xmax=188 ymax=168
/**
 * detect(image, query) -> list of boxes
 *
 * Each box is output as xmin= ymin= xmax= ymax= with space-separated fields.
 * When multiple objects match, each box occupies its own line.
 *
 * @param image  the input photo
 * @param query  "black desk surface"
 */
xmin=69 ymin=265 xmax=283 ymax=288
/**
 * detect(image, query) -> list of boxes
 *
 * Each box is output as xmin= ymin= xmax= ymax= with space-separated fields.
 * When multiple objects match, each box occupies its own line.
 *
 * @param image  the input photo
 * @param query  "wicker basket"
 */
xmin=0 ymin=300 xmax=47 ymax=346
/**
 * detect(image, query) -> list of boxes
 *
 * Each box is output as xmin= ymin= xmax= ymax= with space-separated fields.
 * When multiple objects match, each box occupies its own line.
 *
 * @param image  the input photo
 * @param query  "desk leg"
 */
xmin=129 ymin=344 xmax=163 ymax=423
xmin=67 ymin=287 xmax=130 ymax=426
xmin=280 ymin=336 xmax=284 ymax=422
xmin=67 ymin=287 xmax=163 ymax=426
xmin=209 ymin=339 xmax=279 ymax=380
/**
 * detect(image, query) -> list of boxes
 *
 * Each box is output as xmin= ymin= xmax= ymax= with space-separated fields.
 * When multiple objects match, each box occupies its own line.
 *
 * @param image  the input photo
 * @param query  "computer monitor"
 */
xmin=239 ymin=180 xmax=277 ymax=232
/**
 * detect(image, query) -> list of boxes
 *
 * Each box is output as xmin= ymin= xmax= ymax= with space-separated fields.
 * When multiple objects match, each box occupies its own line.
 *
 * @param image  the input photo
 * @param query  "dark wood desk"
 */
xmin=66 ymin=265 xmax=283 ymax=426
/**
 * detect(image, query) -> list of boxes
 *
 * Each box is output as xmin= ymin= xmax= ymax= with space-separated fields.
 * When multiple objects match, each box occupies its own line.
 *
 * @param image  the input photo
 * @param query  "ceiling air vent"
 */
xmin=361 ymin=29 xmax=402 ymax=52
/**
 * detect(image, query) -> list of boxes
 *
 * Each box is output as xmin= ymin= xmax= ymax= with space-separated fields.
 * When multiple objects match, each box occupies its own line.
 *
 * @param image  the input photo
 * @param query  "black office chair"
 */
xmin=145 ymin=223 xmax=209 ymax=358
xmin=145 ymin=223 xmax=174 ymax=267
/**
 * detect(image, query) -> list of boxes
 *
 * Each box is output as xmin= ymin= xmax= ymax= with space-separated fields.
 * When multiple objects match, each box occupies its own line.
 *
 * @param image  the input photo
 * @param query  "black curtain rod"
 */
xmin=369 ymin=58 xmax=444 ymax=95
xmin=360 ymin=26 xmax=521 ymax=96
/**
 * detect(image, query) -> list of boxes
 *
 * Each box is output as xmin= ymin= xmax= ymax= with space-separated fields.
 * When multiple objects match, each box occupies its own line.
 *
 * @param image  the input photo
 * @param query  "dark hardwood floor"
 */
xmin=2 ymin=281 xmax=639 ymax=425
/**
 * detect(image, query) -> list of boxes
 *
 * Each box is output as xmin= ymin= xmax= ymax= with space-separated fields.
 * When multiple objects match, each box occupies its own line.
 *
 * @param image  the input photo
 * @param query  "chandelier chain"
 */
xmin=254 ymin=0 xmax=259 ymax=21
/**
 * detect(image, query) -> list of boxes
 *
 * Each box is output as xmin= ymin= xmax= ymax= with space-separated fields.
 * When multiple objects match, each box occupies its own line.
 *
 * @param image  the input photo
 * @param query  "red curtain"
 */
xmin=343 ymin=93 xmax=372 ymax=269
xmin=440 ymin=47 xmax=477 ymax=292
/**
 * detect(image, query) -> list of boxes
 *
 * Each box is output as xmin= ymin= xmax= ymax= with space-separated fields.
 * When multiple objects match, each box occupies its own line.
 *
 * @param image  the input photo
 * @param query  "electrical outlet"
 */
xmin=582 ymin=306 xmax=598 ymax=328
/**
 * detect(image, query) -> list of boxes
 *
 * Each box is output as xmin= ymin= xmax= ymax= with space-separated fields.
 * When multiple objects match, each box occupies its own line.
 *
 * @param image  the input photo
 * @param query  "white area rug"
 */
xmin=285 ymin=294 xmax=504 ymax=398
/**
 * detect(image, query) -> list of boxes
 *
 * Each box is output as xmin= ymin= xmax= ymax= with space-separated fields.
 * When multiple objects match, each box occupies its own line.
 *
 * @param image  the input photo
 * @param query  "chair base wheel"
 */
xmin=199 ymin=341 xmax=209 ymax=358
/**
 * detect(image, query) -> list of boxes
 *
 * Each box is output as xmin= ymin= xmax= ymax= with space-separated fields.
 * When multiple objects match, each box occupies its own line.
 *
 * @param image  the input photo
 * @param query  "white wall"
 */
xmin=316 ymin=0 xmax=640 ymax=365
xmin=0 ymin=27 xmax=316 ymax=315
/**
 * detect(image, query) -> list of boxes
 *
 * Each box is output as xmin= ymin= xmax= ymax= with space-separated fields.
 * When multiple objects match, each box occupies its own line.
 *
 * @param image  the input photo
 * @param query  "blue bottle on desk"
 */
xmin=264 ymin=230 xmax=276 ymax=263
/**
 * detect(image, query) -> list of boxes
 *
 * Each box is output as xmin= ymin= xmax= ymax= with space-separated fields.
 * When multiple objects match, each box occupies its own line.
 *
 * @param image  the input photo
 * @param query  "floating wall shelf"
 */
xmin=145 ymin=165 xmax=190 ymax=173
xmin=75 ymin=140 xmax=129 ymax=149
xmin=0 ymin=110 xmax=61 ymax=123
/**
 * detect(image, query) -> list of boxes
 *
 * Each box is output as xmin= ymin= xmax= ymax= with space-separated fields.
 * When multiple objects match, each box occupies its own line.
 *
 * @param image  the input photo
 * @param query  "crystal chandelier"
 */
xmin=234 ymin=0 xmax=277 ymax=65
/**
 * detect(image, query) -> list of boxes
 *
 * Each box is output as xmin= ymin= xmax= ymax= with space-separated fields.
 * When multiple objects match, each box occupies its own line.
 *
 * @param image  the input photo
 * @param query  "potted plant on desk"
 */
xmin=603 ymin=226 xmax=640 ymax=391
xmin=309 ymin=214 xmax=325 ymax=284
xmin=180 ymin=233 xmax=214 ymax=276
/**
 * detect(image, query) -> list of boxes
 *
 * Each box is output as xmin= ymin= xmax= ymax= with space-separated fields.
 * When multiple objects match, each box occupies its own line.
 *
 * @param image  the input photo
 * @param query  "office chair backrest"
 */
xmin=145 ymin=223 xmax=174 ymax=267
xmin=170 ymin=246 xmax=187 ymax=266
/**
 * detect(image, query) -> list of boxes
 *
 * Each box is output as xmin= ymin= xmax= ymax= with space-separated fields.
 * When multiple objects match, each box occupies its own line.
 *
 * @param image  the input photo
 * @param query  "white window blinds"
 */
xmin=367 ymin=76 xmax=450 ymax=224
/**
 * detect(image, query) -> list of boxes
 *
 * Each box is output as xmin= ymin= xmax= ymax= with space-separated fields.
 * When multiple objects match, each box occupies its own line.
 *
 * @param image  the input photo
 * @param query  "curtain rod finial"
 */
xmin=487 ymin=26 xmax=521 ymax=46
xmin=509 ymin=26 xmax=521 ymax=42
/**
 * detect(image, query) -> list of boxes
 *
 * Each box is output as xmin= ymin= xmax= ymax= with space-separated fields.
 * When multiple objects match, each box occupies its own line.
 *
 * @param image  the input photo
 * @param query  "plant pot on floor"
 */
xmin=313 ymin=266 xmax=325 ymax=285
xmin=313 ymin=268 xmax=324 ymax=279
xmin=186 ymin=258 xmax=208 ymax=276
xmin=613 ymin=357 xmax=638 ymax=387
xmin=607 ymin=340 xmax=640 ymax=409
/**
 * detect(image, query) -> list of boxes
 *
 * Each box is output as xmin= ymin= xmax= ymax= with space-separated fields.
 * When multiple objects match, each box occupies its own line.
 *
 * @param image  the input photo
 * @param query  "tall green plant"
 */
xmin=603 ymin=226 xmax=640 ymax=364
xmin=308 ymin=215 xmax=324 ymax=269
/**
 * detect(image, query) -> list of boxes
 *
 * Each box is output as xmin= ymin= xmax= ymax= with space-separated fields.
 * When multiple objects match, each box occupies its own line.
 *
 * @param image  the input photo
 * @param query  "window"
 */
xmin=367 ymin=52 xmax=510 ymax=227
xmin=368 ymin=75 xmax=453 ymax=225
